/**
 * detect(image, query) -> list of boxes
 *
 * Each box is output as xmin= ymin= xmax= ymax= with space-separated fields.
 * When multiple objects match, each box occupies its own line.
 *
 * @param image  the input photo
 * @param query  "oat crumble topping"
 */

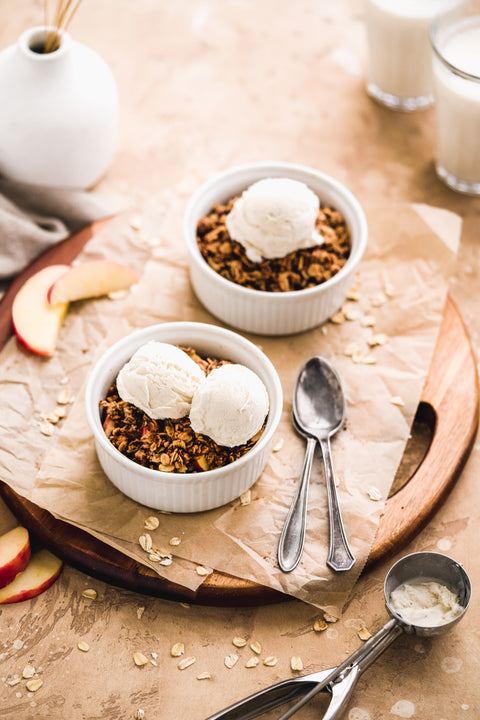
xmin=196 ymin=197 xmax=351 ymax=293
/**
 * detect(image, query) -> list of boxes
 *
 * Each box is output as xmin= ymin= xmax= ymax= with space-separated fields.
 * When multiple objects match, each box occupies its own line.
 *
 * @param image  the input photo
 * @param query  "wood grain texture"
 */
xmin=0 ymin=228 xmax=477 ymax=606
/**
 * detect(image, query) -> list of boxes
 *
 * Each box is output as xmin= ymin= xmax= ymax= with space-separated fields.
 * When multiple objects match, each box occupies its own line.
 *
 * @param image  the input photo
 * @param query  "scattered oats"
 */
xmin=178 ymin=656 xmax=196 ymax=670
xmin=7 ymin=677 xmax=21 ymax=687
xmin=250 ymin=641 xmax=261 ymax=655
xmin=39 ymin=422 xmax=54 ymax=437
xmin=139 ymin=535 xmax=147 ymax=551
xmin=239 ymin=489 xmax=251 ymax=506
xmin=151 ymin=652 xmax=158 ymax=660
xmin=170 ymin=643 xmax=185 ymax=657
xmin=135 ymin=709 xmax=145 ymax=720
xmin=148 ymin=553 xmax=160 ymax=563
xmin=144 ymin=516 xmax=159 ymax=531
xmin=158 ymin=509 xmax=172 ymax=515
xmin=263 ymin=656 xmax=278 ymax=667
xmin=344 ymin=342 xmax=361 ymax=357
xmin=368 ymin=333 xmax=388 ymax=347
xmin=224 ymin=654 xmax=239 ymax=669
xmin=344 ymin=307 xmax=361 ymax=321
xmin=55 ymin=405 xmax=67 ymax=419
xmin=352 ymin=351 xmax=376 ymax=365
xmin=22 ymin=665 xmax=35 ymax=679
xmin=56 ymin=389 xmax=72 ymax=405
xmin=347 ymin=288 xmax=361 ymax=301
xmin=358 ymin=627 xmax=372 ymax=641
xmin=232 ymin=637 xmax=247 ymax=648
xmin=43 ymin=410 xmax=59 ymax=424
xmin=313 ymin=618 xmax=328 ymax=632
xmin=150 ymin=660 xmax=158 ymax=667
xmin=77 ymin=641 xmax=90 ymax=652
xmin=169 ymin=537 xmax=181 ymax=546
xmin=137 ymin=606 xmax=145 ymax=620
xmin=290 ymin=656 xmax=303 ymax=672
xmin=144 ymin=534 xmax=153 ymax=552
xmin=133 ymin=652 xmax=149 ymax=667
xmin=329 ymin=311 xmax=345 ymax=325
xmin=197 ymin=671 xmax=211 ymax=680
xmin=370 ymin=292 xmax=387 ymax=307
xmin=82 ymin=588 xmax=97 ymax=600
xmin=390 ymin=396 xmax=405 ymax=407
xmin=245 ymin=656 xmax=259 ymax=668
xmin=180 ymin=602 xmax=190 ymax=609
xmin=273 ymin=438 xmax=284 ymax=452
xmin=158 ymin=556 xmax=173 ymax=566
xmin=108 ymin=289 xmax=130 ymax=300
xmin=196 ymin=566 xmax=211 ymax=577
xmin=59 ymin=376 xmax=69 ymax=385
xmin=324 ymin=613 xmax=338 ymax=623
xmin=26 ymin=679 xmax=43 ymax=692
xmin=351 ymin=351 xmax=365 ymax=364
xmin=367 ymin=486 xmax=382 ymax=501
xmin=384 ymin=281 xmax=395 ymax=297
xmin=129 ymin=215 xmax=142 ymax=230
xmin=360 ymin=314 xmax=376 ymax=328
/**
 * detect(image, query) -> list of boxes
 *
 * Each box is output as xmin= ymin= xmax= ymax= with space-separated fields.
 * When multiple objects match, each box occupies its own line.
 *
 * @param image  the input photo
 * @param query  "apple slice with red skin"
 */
xmin=47 ymin=260 xmax=138 ymax=306
xmin=0 ymin=548 xmax=63 ymax=604
xmin=11 ymin=264 xmax=70 ymax=357
xmin=0 ymin=526 xmax=31 ymax=589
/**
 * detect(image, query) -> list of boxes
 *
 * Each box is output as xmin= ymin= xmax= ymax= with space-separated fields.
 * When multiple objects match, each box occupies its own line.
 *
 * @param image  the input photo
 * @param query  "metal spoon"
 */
xmin=277 ymin=357 xmax=355 ymax=573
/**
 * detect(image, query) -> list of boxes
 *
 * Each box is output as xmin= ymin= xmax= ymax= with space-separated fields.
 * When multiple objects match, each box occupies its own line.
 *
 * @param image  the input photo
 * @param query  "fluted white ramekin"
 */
xmin=85 ymin=322 xmax=283 ymax=513
xmin=184 ymin=161 xmax=368 ymax=335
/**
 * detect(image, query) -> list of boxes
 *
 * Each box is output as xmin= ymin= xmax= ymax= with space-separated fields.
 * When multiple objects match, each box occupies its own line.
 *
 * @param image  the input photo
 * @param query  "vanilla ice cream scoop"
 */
xmin=116 ymin=341 xmax=205 ymax=420
xmin=225 ymin=177 xmax=323 ymax=263
xmin=189 ymin=364 xmax=269 ymax=447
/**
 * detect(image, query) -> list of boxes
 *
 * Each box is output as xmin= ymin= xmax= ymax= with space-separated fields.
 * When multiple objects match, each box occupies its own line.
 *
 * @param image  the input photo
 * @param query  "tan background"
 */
xmin=0 ymin=1 xmax=479 ymax=719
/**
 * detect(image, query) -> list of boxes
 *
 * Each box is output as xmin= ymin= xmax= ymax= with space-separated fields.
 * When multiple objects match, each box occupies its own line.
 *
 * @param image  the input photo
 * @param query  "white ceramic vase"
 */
xmin=0 ymin=26 xmax=118 ymax=189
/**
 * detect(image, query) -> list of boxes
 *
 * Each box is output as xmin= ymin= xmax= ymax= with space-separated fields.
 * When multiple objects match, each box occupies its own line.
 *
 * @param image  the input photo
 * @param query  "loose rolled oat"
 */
xmin=133 ymin=652 xmax=149 ymax=667
xmin=170 ymin=642 xmax=185 ymax=657
xmin=250 ymin=641 xmax=261 ymax=655
xmin=263 ymin=656 xmax=278 ymax=667
xmin=178 ymin=656 xmax=196 ymax=670
xmin=245 ymin=657 xmax=259 ymax=668
xmin=26 ymin=678 xmax=43 ymax=692
xmin=224 ymin=654 xmax=239 ymax=669
xmin=290 ymin=656 xmax=304 ymax=672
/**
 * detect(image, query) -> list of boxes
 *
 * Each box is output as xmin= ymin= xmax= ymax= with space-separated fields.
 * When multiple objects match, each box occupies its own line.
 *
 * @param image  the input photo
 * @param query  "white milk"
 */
xmin=433 ymin=19 xmax=480 ymax=190
xmin=365 ymin=0 xmax=465 ymax=109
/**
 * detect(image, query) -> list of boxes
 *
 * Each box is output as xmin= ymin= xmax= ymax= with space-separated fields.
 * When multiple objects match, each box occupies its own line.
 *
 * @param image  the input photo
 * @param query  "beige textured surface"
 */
xmin=0 ymin=1 xmax=479 ymax=719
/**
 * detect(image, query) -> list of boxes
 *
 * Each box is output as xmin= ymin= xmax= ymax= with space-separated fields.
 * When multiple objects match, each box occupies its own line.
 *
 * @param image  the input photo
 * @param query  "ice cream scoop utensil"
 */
xmin=277 ymin=357 xmax=355 ymax=572
xmin=204 ymin=552 xmax=471 ymax=720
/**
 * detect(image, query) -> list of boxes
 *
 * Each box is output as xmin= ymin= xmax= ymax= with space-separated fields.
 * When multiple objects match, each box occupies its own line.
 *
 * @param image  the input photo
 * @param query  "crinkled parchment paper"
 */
xmin=0 ymin=196 xmax=460 ymax=612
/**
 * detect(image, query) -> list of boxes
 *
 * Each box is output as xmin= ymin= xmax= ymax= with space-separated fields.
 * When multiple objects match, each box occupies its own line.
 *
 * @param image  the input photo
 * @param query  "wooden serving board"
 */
xmin=0 ymin=225 xmax=478 ymax=606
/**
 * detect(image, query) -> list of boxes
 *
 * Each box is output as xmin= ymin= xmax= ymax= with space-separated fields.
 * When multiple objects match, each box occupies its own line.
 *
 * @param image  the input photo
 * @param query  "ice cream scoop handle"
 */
xmin=277 ymin=435 xmax=316 ymax=572
xmin=319 ymin=437 xmax=356 ymax=572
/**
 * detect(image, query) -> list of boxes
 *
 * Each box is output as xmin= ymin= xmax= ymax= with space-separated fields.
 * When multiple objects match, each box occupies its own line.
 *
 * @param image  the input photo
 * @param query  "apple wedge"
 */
xmin=0 ymin=526 xmax=31 ymax=589
xmin=47 ymin=260 xmax=138 ymax=305
xmin=12 ymin=264 xmax=70 ymax=357
xmin=0 ymin=548 xmax=63 ymax=604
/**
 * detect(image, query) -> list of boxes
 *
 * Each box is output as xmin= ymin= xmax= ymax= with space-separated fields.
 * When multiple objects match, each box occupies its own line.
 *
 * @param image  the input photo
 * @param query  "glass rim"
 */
xmin=430 ymin=14 xmax=480 ymax=83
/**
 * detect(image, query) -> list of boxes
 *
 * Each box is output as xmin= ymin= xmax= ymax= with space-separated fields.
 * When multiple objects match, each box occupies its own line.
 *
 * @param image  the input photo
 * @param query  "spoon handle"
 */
xmin=319 ymin=437 xmax=356 ymax=572
xmin=277 ymin=435 xmax=316 ymax=572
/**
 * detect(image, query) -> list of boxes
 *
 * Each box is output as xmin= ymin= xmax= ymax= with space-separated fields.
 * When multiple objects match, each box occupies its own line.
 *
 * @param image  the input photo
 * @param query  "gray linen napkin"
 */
xmin=0 ymin=176 xmax=113 ymax=283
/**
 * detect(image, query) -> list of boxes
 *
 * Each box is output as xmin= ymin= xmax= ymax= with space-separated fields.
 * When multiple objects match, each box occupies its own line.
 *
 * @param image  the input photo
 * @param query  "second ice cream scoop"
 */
xmin=189 ymin=363 xmax=269 ymax=447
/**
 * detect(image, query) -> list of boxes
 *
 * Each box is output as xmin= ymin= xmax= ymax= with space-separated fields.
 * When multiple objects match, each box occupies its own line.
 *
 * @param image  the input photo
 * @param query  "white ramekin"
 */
xmin=184 ymin=161 xmax=368 ymax=336
xmin=85 ymin=322 xmax=283 ymax=513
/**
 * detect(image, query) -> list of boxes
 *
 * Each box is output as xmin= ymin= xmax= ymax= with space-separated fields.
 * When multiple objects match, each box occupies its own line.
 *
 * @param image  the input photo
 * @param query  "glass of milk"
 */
xmin=431 ymin=6 xmax=480 ymax=194
xmin=365 ymin=0 xmax=466 ymax=111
